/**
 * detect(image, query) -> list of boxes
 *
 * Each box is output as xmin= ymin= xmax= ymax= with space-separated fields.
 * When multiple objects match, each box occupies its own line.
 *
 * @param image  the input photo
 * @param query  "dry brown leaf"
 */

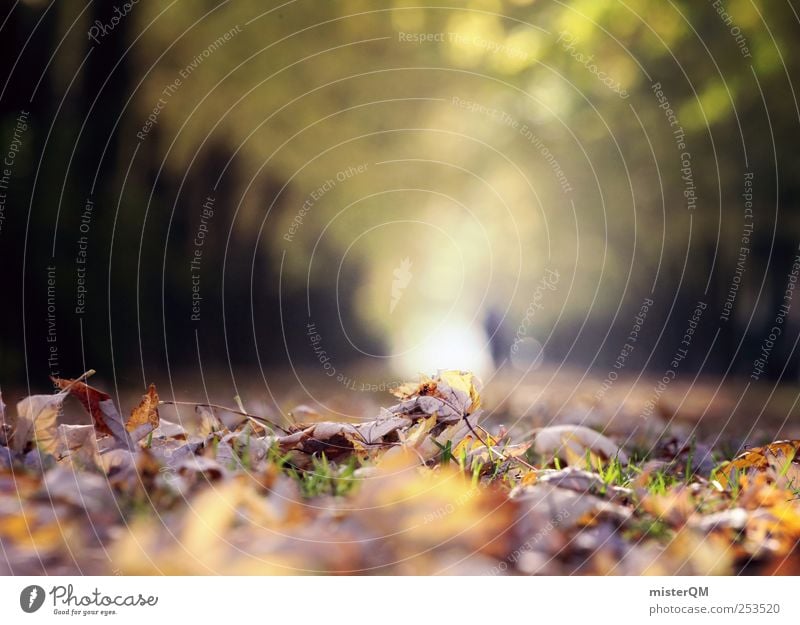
xmin=416 ymin=371 xmax=481 ymax=421
xmin=282 ymin=422 xmax=360 ymax=458
xmin=388 ymin=370 xmax=482 ymax=423
xmin=716 ymin=439 xmax=800 ymax=489
xmin=52 ymin=378 xmax=133 ymax=449
xmin=260 ymin=371 xmax=485 ymax=463
xmin=126 ymin=384 xmax=160 ymax=442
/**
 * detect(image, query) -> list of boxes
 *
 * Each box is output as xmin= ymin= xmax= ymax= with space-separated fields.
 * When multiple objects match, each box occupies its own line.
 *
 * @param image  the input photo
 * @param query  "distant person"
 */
xmin=484 ymin=308 xmax=509 ymax=370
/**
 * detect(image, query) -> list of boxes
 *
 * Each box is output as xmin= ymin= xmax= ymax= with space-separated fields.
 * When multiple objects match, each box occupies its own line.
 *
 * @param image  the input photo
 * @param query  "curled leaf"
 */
xmin=389 ymin=370 xmax=482 ymax=423
xmin=52 ymin=378 xmax=133 ymax=449
xmin=126 ymin=384 xmax=160 ymax=442
xmin=715 ymin=439 xmax=800 ymax=489
xmin=14 ymin=391 xmax=69 ymax=454
xmin=533 ymin=424 xmax=628 ymax=467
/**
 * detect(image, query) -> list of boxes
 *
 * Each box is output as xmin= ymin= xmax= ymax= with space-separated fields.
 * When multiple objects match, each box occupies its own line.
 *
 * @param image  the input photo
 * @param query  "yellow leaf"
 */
xmin=716 ymin=440 xmax=800 ymax=489
xmin=520 ymin=471 xmax=538 ymax=486
xmin=403 ymin=413 xmax=437 ymax=447
xmin=439 ymin=370 xmax=481 ymax=412
xmin=452 ymin=431 xmax=498 ymax=459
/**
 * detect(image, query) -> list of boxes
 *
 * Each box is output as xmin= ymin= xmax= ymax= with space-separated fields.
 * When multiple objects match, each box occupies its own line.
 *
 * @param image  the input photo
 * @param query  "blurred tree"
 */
xmin=1 ymin=0 xmax=798 ymax=388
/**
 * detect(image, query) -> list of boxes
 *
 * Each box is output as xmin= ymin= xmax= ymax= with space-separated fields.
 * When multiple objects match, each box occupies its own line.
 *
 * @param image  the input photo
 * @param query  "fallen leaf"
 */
xmin=716 ymin=439 xmax=800 ymax=489
xmin=52 ymin=378 xmax=133 ymax=449
xmin=151 ymin=418 xmax=187 ymax=439
xmin=358 ymin=412 xmax=413 ymax=445
xmin=400 ymin=413 xmax=437 ymax=447
xmin=417 ymin=371 xmax=481 ymax=421
xmin=692 ymin=507 xmax=750 ymax=532
xmin=349 ymin=454 xmax=516 ymax=566
xmin=42 ymin=466 xmax=117 ymax=512
xmin=533 ymin=424 xmax=628 ymax=467
xmin=536 ymin=467 xmax=632 ymax=498
xmin=271 ymin=381 xmax=478 ymax=461
xmin=389 ymin=380 xmax=424 ymax=400
xmin=126 ymin=384 xmax=160 ymax=442
xmin=197 ymin=405 xmax=225 ymax=436
xmin=111 ymin=479 xmax=302 ymax=574
xmin=14 ymin=391 xmax=69 ymax=454
xmin=389 ymin=370 xmax=482 ymax=423
xmin=439 ymin=370 xmax=482 ymax=412
xmin=402 ymin=419 xmax=472 ymax=462
xmin=53 ymin=424 xmax=99 ymax=467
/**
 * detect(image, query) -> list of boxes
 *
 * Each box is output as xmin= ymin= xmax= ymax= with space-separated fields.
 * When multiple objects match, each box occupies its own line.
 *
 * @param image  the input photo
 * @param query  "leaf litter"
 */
xmin=1 ymin=369 xmax=799 ymax=574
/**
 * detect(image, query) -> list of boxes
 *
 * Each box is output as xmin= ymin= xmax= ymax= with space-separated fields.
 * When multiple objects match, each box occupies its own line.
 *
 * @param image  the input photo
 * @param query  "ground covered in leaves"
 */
xmin=1 ymin=370 xmax=799 ymax=575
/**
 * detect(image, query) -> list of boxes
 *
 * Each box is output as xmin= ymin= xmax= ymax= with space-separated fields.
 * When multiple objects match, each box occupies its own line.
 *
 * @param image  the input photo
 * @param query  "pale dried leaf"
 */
xmin=42 ymin=467 xmax=116 ymax=512
xmin=537 ymin=467 xmax=633 ymax=497
xmin=14 ymin=391 xmax=68 ymax=454
xmin=197 ymin=405 xmax=225 ymax=436
xmin=54 ymin=424 xmax=99 ymax=468
xmin=357 ymin=414 xmax=412 ymax=445
xmin=97 ymin=399 xmax=135 ymax=449
xmin=534 ymin=424 xmax=628 ymax=465
xmin=152 ymin=418 xmax=187 ymax=439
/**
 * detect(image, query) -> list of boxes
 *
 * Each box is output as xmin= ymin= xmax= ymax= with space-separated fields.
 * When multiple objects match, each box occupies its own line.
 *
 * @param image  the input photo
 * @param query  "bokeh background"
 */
xmin=1 ymin=0 xmax=799 ymax=427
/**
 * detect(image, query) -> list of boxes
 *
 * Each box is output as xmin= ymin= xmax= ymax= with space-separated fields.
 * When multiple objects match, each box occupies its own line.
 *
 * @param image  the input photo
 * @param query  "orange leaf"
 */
xmin=717 ymin=440 xmax=800 ymax=489
xmin=126 ymin=384 xmax=160 ymax=442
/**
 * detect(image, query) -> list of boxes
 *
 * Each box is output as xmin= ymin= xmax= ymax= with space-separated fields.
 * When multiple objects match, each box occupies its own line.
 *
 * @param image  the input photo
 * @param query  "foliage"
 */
xmin=2 ymin=369 xmax=800 ymax=575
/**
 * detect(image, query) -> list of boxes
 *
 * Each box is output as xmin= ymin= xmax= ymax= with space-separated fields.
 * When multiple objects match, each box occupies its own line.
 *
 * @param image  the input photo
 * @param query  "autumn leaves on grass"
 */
xmin=2 ymin=369 xmax=800 ymax=574
xmin=6 ymin=373 xmax=160 ymax=458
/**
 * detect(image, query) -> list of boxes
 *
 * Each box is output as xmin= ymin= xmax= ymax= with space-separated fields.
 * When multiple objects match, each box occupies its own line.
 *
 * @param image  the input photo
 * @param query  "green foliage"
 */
xmin=285 ymin=453 xmax=362 ymax=498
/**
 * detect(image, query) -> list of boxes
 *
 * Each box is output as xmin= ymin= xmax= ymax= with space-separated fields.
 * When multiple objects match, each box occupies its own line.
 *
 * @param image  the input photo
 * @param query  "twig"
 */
xmin=158 ymin=400 xmax=291 ymax=433
xmin=54 ymin=369 xmax=96 ymax=393
xmin=462 ymin=413 xmax=536 ymax=471
xmin=427 ymin=394 xmax=537 ymax=472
